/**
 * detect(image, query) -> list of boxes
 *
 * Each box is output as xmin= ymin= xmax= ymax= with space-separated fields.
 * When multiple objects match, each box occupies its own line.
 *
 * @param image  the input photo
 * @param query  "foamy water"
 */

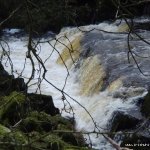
xmin=1 ymin=21 xmax=149 ymax=149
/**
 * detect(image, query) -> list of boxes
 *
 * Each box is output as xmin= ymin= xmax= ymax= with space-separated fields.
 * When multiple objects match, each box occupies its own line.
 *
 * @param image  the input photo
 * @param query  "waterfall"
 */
xmin=1 ymin=19 xmax=150 ymax=149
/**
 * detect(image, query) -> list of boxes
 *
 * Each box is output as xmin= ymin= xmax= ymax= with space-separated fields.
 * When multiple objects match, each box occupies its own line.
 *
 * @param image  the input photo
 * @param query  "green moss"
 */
xmin=21 ymin=111 xmax=73 ymax=133
xmin=0 ymin=91 xmax=25 ymax=125
xmin=0 ymin=76 xmax=13 ymax=96
xmin=0 ymin=124 xmax=11 ymax=136
xmin=50 ymin=115 xmax=73 ymax=129
xmin=43 ymin=134 xmax=65 ymax=150
xmin=8 ymin=131 xmax=27 ymax=145
xmin=44 ymin=134 xmax=89 ymax=150
xmin=0 ymin=130 xmax=27 ymax=150
xmin=20 ymin=111 xmax=52 ymax=132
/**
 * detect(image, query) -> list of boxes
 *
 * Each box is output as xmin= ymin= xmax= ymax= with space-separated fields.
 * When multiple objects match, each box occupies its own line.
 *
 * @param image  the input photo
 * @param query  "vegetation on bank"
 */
xmin=0 ymin=63 xmax=89 ymax=150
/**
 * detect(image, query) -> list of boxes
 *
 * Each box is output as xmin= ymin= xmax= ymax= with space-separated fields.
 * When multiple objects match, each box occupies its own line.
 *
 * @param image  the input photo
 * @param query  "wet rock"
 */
xmin=110 ymin=111 xmax=141 ymax=132
xmin=141 ymin=91 xmax=150 ymax=117
xmin=27 ymin=93 xmax=59 ymax=116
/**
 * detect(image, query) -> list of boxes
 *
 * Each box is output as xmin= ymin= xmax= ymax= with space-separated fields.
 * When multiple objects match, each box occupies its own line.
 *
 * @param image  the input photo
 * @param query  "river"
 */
xmin=1 ymin=17 xmax=150 ymax=149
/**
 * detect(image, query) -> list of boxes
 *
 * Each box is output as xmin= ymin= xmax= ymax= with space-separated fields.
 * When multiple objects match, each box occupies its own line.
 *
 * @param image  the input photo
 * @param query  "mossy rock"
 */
xmin=44 ymin=134 xmax=89 ymax=150
xmin=20 ymin=111 xmax=73 ymax=133
xmin=141 ymin=91 xmax=150 ymax=117
xmin=0 ymin=130 xmax=27 ymax=150
xmin=0 ymin=91 xmax=25 ymax=126
xmin=50 ymin=115 xmax=73 ymax=129
xmin=20 ymin=111 xmax=52 ymax=132
xmin=60 ymin=132 xmax=86 ymax=148
xmin=0 ymin=124 xmax=11 ymax=136
xmin=43 ymin=134 xmax=66 ymax=150
xmin=26 ymin=132 xmax=87 ymax=150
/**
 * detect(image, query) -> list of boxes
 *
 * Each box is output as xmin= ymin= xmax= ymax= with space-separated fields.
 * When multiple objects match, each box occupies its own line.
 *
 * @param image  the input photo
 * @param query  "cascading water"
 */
xmin=1 ymin=18 xmax=150 ymax=149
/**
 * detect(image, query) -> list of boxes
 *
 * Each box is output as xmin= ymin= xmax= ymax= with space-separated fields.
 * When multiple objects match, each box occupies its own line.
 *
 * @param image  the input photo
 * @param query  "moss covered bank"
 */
xmin=0 ymin=63 xmax=89 ymax=150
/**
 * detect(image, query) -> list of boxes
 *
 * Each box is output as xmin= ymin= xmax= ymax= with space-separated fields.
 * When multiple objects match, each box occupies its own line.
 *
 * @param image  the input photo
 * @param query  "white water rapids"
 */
xmin=1 ymin=20 xmax=150 ymax=149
